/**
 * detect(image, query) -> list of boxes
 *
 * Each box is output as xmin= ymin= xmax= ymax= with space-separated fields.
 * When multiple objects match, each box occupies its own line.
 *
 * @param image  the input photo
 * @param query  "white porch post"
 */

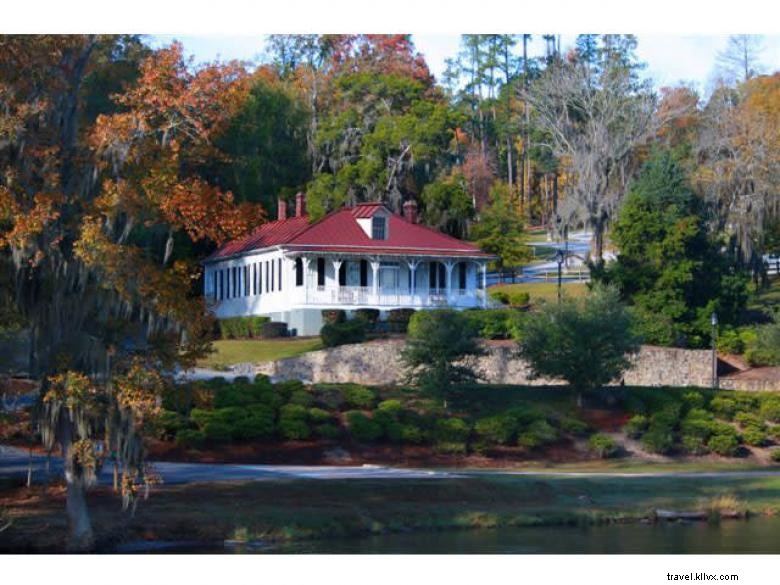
xmin=302 ymin=256 xmax=312 ymax=303
xmin=481 ymin=262 xmax=487 ymax=308
xmin=371 ymin=259 xmax=380 ymax=301
xmin=407 ymin=259 xmax=419 ymax=305
xmin=445 ymin=260 xmax=455 ymax=305
xmin=331 ymin=258 xmax=342 ymax=286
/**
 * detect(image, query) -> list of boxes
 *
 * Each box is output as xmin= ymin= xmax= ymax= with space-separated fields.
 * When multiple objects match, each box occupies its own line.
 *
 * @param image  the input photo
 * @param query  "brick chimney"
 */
xmin=277 ymin=198 xmax=287 ymax=221
xmin=402 ymin=199 xmax=418 ymax=224
xmin=295 ymin=191 xmax=306 ymax=217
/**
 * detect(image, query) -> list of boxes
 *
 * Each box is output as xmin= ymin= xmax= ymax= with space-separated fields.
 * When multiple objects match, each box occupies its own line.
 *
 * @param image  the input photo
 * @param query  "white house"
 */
xmin=203 ymin=193 xmax=495 ymax=336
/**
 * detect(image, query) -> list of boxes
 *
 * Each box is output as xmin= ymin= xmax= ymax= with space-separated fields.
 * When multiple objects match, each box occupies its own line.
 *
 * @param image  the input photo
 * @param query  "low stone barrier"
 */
xmin=255 ymin=339 xmax=715 ymax=388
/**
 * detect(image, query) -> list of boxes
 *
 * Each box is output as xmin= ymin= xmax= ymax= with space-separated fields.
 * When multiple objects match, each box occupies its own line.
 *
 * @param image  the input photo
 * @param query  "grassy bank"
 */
xmin=197 ymin=337 xmax=323 ymax=369
xmin=489 ymin=282 xmax=588 ymax=303
xmin=3 ymin=473 xmax=780 ymax=552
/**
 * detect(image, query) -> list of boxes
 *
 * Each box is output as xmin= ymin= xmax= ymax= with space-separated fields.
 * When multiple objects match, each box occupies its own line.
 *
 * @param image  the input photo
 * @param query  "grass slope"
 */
xmin=198 ymin=338 xmax=323 ymax=369
xmin=490 ymin=281 xmax=588 ymax=304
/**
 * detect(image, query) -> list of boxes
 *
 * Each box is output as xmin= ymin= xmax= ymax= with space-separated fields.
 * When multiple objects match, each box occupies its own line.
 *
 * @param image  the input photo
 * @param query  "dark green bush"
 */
xmin=509 ymin=291 xmax=530 ymax=307
xmin=680 ymin=408 xmax=716 ymax=440
xmin=465 ymin=308 xmax=525 ymax=340
xmin=681 ymin=391 xmax=705 ymax=410
xmin=708 ymin=432 xmax=739 ymax=456
xmin=400 ymin=424 xmax=427 ymax=444
xmin=218 ymin=316 xmax=271 ymax=339
xmin=342 ymin=385 xmax=376 ymax=409
xmin=232 ymin=404 xmax=275 ymax=440
xmin=589 ymin=434 xmax=619 ymax=458
xmin=321 ymin=309 xmax=346 ymax=325
xmin=742 ymin=425 xmax=768 ymax=446
xmin=387 ymin=308 xmax=415 ymax=333
xmin=710 ymin=396 xmax=737 ymax=420
xmin=771 ymin=449 xmax=780 ymax=463
xmin=623 ymin=414 xmax=649 ymax=438
xmin=314 ymin=423 xmax=342 ymax=440
xmin=517 ymin=419 xmax=558 ymax=449
xmin=308 ymin=407 xmax=332 ymax=424
xmin=311 ymin=384 xmax=346 ymax=410
xmin=260 ymin=321 xmax=288 ymax=339
xmin=155 ymin=410 xmax=186 ymax=440
xmin=320 ymin=319 xmax=367 ymax=347
xmin=641 ymin=427 xmax=675 ymax=454
xmin=559 ymin=416 xmax=590 ymax=437
xmin=346 ymin=411 xmax=383 ymax=442
xmin=435 ymin=418 xmax=471 ymax=443
xmin=275 ymin=379 xmax=305 ymax=401
xmin=681 ymin=434 xmax=709 ymax=455
xmin=489 ymin=290 xmax=510 ymax=305
xmin=373 ymin=409 xmax=403 ymax=442
xmin=278 ymin=404 xmax=311 ymax=440
xmin=735 ymin=412 xmax=765 ymax=429
xmin=289 ymin=389 xmax=314 ymax=407
xmin=175 ymin=429 xmax=205 ymax=448
xmin=760 ymin=398 xmax=780 ymax=423
xmin=474 ymin=414 xmax=518 ymax=445
xmin=354 ymin=308 xmax=380 ymax=328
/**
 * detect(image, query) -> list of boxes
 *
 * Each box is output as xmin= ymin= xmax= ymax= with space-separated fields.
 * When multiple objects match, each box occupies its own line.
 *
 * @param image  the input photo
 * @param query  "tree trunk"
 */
xmin=65 ymin=478 xmax=94 ymax=552
xmin=591 ymin=217 xmax=605 ymax=262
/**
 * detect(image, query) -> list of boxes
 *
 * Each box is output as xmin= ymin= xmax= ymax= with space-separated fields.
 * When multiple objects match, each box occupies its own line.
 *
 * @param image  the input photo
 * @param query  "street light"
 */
xmin=711 ymin=312 xmax=719 ymax=389
xmin=555 ymin=249 xmax=565 ymax=303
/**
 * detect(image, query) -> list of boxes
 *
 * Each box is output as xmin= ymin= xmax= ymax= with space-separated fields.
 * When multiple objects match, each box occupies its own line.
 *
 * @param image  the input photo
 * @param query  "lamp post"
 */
xmin=711 ymin=312 xmax=719 ymax=389
xmin=555 ymin=249 xmax=565 ymax=303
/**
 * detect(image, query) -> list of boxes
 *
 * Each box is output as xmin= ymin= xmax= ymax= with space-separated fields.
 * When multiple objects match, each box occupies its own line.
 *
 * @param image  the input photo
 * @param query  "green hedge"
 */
xmin=260 ymin=321 xmax=288 ymax=338
xmin=321 ymin=309 xmax=346 ymax=325
xmin=464 ymin=308 xmax=525 ymax=340
xmin=218 ymin=316 xmax=271 ymax=339
xmin=387 ymin=308 xmax=415 ymax=333
xmin=320 ymin=319 xmax=367 ymax=347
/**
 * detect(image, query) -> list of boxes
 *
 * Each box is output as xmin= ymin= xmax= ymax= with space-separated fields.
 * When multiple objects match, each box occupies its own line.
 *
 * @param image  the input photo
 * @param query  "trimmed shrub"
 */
xmin=307 ymin=407 xmax=332 ymax=424
xmin=314 ymin=423 xmax=342 ymax=440
xmin=681 ymin=391 xmax=705 ymax=410
xmin=320 ymin=319 xmax=366 ymax=347
xmin=387 ymin=308 xmax=415 ymax=333
xmin=681 ymin=434 xmax=709 ymax=455
xmin=343 ymin=385 xmax=376 ymax=409
xmin=218 ymin=316 xmax=272 ymax=339
xmin=760 ymin=398 xmax=780 ymax=423
xmin=489 ymin=290 xmax=510 ymax=305
xmin=400 ymin=424 xmax=427 ymax=444
xmin=623 ymin=414 xmax=649 ymax=439
xmin=589 ymin=434 xmax=618 ymax=458
xmin=311 ymin=384 xmax=346 ymax=410
xmin=232 ymin=404 xmax=275 ymax=440
xmin=680 ymin=409 xmax=716 ymax=440
xmin=278 ymin=404 xmax=311 ymax=440
xmin=346 ymin=411 xmax=383 ymax=443
xmin=436 ymin=441 xmax=467 ymax=454
xmin=559 ymin=416 xmax=590 ymax=437
xmin=771 ymin=449 xmax=780 ymax=463
xmin=288 ymin=389 xmax=314 ymax=407
xmin=260 ymin=321 xmax=288 ymax=339
xmin=321 ymin=309 xmax=346 ymax=325
xmin=373 ymin=409 xmax=403 ymax=442
xmin=641 ymin=427 xmax=674 ymax=454
xmin=742 ymin=426 xmax=769 ymax=447
xmin=710 ymin=396 xmax=737 ymax=420
xmin=435 ymin=418 xmax=471 ymax=444
xmin=175 ymin=429 xmax=205 ymax=448
xmin=465 ymin=308 xmax=525 ymax=340
xmin=708 ymin=432 xmax=739 ymax=456
xmin=377 ymin=399 xmax=403 ymax=416
xmin=508 ymin=291 xmax=530 ymax=307
xmin=474 ymin=415 xmax=518 ymax=445
xmin=354 ymin=308 xmax=380 ymax=328
xmin=155 ymin=410 xmax=186 ymax=440
xmin=735 ymin=412 xmax=765 ymax=430
xmin=517 ymin=420 xmax=558 ymax=449
xmin=275 ymin=379 xmax=305 ymax=401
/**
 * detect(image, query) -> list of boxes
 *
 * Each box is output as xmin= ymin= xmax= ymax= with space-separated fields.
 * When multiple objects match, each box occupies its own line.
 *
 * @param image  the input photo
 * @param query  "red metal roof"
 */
xmin=207 ymin=203 xmax=492 ymax=261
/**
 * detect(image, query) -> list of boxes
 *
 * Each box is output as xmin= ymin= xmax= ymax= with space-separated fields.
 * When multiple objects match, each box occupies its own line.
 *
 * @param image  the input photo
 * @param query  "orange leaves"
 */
xmin=159 ymin=179 xmax=265 ymax=246
xmin=114 ymin=359 xmax=164 ymax=420
xmin=0 ymin=190 xmax=63 ymax=252
xmin=44 ymin=371 xmax=99 ymax=408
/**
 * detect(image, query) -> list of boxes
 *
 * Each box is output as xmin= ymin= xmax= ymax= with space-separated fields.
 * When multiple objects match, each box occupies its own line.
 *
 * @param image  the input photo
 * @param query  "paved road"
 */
xmin=4 ymin=445 xmax=780 ymax=485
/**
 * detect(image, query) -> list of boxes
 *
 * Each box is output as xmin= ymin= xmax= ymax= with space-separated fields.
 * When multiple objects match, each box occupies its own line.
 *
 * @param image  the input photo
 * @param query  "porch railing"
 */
xmin=292 ymin=285 xmax=484 ymax=308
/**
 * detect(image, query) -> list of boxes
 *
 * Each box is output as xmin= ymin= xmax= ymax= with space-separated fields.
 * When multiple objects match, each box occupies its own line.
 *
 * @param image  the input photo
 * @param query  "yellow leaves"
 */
xmin=44 ymin=371 xmax=98 ymax=408
xmin=114 ymin=359 xmax=163 ymax=420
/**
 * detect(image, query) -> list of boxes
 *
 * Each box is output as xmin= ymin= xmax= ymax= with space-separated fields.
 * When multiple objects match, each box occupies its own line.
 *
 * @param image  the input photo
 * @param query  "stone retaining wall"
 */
xmin=255 ymin=340 xmax=715 ymax=388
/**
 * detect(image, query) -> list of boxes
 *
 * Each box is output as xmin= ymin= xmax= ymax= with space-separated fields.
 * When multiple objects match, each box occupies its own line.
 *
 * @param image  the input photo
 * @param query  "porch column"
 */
xmin=445 ymin=260 xmax=455 ymax=305
xmin=481 ymin=262 xmax=487 ymax=308
xmin=302 ymin=256 xmax=312 ymax=303
xmin=407 ymin=259 xmax=420 ymax=304
xmin=371 ymin=259 xmax=380 ymax=300
xmin=331 ymin=258 xmax=342 ymax=287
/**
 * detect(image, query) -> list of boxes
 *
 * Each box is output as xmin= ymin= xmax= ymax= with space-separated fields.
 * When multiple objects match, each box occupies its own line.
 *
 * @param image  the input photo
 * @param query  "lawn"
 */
xmin=4 ymin=472 xmax=780 ymax=551
xmin=198 ymin=337 xmax=323 ymax=368
xmin=490 ymin=281 xmax=588 ymax=304
xmin=748 ymin=275 xmax=780 ymax=314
